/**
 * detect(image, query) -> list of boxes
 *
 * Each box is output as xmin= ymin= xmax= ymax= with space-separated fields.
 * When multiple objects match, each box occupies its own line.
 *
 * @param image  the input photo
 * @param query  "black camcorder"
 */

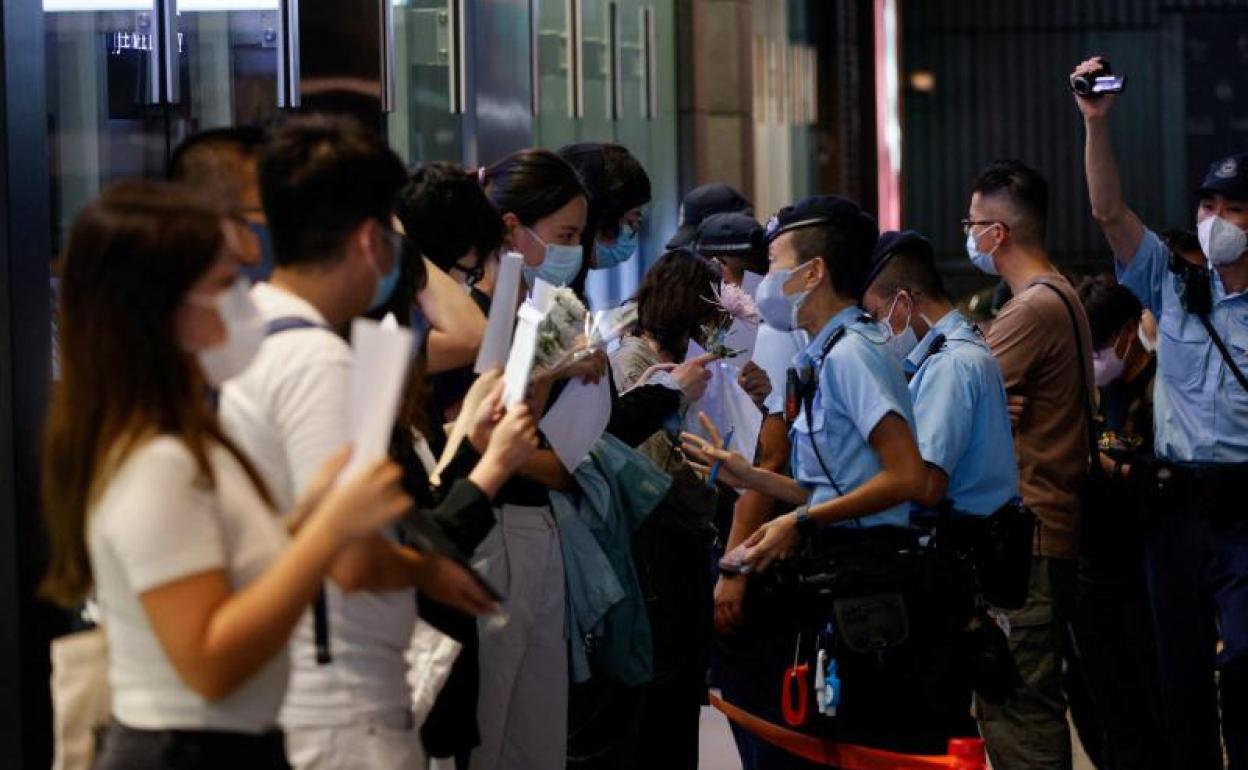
xmin=1070 ymin=59 xmax=1127 ymax=98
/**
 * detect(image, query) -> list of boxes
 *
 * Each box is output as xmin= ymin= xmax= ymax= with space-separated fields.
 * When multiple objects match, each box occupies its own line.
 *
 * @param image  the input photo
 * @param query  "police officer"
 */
xmin=667 ymin=182 xmax=753 ymax=249
xmin=860 ymin=230 xmax=1020 ymax=742
xmin=1075 ymin=55 xmax=1248 ymax=770
xmin=860 ymin=230 xmax=1019 ymax=523
xmin=683 ymin=196 xmax=931 ymax=753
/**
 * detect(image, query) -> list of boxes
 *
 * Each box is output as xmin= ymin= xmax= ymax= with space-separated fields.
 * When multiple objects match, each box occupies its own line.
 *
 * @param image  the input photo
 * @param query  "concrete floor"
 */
xmin=696 ymin=706 xmax=1096 ymax=770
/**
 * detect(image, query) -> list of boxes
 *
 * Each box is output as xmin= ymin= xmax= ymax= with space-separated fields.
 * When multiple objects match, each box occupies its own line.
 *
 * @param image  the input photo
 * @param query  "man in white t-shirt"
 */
xmin=220 ymin=116 xmax=493 ymax=769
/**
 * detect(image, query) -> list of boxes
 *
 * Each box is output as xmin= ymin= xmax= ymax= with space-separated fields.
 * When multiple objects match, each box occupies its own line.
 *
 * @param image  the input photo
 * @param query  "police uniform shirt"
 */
xmin=790 ymin=305 xmax=917 ymax=528
xmin=1117 ymin=228 xmax=1248 ymax=463
xmin=904 ymin=309 xmax=1020 ymax=516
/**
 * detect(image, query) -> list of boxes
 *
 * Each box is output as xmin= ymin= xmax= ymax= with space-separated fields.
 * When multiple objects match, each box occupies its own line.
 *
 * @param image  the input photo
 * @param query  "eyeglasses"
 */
xmin=961 ymin=219 xmax=1007 ymax=235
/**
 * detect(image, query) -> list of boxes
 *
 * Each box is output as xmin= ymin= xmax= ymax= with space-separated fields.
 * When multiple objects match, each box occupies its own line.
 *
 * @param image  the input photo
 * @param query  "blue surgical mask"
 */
xmin=242 ymin=221 xmax=275 ymax=283
xmin=521 ymin=227 xmax=584 ymax=288
xmin=755 ymin=261 xmax=814 ymax=332
xmin=369 ymin=229 xmax=403 ymax=311
xmin=594 ymin=224 xmax=638 ymax=270
xmin=965 ymin=225 xmax=1000 ymax=276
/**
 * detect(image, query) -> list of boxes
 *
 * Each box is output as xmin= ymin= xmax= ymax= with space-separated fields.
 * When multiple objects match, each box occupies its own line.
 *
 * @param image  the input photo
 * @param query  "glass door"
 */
xmin=388 ymin=0 xmax=465 ymax=165
xmin=533 ymin=0 xmax=575 ymax=149
xmin=44 ymin=2 xmax=172 ymax=254
xmin=169 ymin=0 xmax=282 ymax=145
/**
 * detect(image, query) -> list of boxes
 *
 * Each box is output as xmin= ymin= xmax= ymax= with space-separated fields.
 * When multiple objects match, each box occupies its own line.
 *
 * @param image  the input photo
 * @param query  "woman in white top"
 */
xmin=40 ymin=180 xmax=412 ymax=770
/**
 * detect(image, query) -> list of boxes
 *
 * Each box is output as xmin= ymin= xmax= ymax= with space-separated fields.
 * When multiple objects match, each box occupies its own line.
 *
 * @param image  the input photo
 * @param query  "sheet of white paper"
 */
xmin=741 ymin=270 xmax=764 ymax=297
xmin=474 ymin=252 xmax=524 ymax=374
xmin=682 ymin=343 xmax=764 ymax=469
xmin=590 ymin=302 xmax=638 ymax=347
xmin=502 ymin=304 xmax=545 ymax=406
xmin=721 ymin=318 xmax=760 ymax=368
xmin=540 ymin=377 xmax=612 ymax=472
xmin=531 ymin=278 xmax=555 ymax=312
xmin=343 ymin=317 xmax=413 ymax=481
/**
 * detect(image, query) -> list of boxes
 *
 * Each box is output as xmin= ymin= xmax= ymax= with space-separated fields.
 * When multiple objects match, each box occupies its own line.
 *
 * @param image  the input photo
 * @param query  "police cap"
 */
xmin=666 ymin=183 xmax=753 ymax=248
xmin=1196 ymin=153 xmax=1248 ymax=202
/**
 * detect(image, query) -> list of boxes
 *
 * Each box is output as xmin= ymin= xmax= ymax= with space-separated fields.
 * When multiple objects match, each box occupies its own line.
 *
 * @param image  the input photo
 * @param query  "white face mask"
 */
xmin=187 ymin=277 xmax=265 ymax=387
xmin=879 ymin=293 xmax=918 ymax=363
xmin=1197 ymin=215 xmax=1248 ymax=266
xmin=1092 ymin=345 xmax=1125 ymax=387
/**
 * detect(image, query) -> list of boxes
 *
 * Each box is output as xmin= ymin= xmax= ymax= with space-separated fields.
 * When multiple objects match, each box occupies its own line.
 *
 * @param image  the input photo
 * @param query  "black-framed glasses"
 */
xmin=961 ymin=219 xmax=1007 ymax=235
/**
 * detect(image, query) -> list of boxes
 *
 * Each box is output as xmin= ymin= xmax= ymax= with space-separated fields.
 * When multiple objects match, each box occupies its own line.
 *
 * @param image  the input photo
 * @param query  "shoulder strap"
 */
xmin=1036 ymin=282 xmax=1100 ymax=469
xmin=1196 ymin=314 xmax=1248 ymax=393
xmin=263 ymin=314 xmax=334 ymax=665
xmin=265 ymin=316 xmax=329 ymax=336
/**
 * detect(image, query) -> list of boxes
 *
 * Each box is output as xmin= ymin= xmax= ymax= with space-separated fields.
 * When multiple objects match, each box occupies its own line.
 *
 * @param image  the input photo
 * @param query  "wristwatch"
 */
xmin=793 ymin=505 xmax=815 ymax=539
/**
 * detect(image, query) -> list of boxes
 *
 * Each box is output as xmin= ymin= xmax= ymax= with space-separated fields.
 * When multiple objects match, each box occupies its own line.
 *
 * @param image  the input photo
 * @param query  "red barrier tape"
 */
xmin=708 ymin=692 xmax=986 ymax=770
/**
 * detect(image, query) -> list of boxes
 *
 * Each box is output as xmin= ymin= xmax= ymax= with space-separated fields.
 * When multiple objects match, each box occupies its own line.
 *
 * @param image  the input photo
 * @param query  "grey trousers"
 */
xmin=468 ymin=504 xmax=568 ymax=770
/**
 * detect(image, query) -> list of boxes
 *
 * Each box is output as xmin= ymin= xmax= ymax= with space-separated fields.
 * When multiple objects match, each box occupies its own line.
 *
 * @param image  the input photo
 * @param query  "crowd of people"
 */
xmin=38 ymin=56 xmax=1247 ymax=770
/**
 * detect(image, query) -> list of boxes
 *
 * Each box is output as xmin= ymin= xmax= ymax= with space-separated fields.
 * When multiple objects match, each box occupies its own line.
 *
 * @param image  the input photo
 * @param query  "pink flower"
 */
xmin=710 ymin=281 xmax=760 ymax=323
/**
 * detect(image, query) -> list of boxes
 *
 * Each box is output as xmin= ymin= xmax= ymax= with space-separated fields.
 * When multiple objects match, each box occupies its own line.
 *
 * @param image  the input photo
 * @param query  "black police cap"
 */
xmin=1196 ymin=153 xmax=1248 ymax=202
xmin=764 ymin=195 xmax=878 ymax=248
xmin=862 ymin=230 xmax=935 ymax=294
xmin=666 ymin=183 xmax=753 ymax=248
xmin=694 ymin=212 xmax=765 ymax=258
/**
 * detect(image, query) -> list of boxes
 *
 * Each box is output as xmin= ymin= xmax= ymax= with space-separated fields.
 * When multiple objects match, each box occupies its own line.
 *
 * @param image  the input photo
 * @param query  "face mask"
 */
xmin=241 ymin=222 xmax=275 ymax=283
xmin=369 ymin=229 xmax=403 ymax=311
xmin=521 ymin=227 xmax=584 ymax=288
xmin=1092 ymin=345 xmax=1125 ymax=387
xmin=879 ymin=293 xmax=919 ymax=363
xmin=755 ymin=261 xmax=814 ymax=332
xmin=594 ymin=224 xmax=638 ymax=270
xmin=1197 ymin=215 xmax=1248 ymax=266
xmin=1137 ymin=323 xmax=1156 ymax=354
xmin=966 ymin=225 xmax=1000 ymax=276
xmin=188 ymin=277 xmax=265 ymax=387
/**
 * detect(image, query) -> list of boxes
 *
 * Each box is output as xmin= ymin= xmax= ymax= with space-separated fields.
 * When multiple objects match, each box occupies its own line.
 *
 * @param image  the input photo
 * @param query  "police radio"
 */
xmin=1169 ymin=252 xmax=1212 ymax=316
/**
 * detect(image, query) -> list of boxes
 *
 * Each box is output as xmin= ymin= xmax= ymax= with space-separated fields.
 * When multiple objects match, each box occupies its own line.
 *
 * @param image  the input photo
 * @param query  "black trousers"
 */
xmin=93 ymin=722 xmax=289 ymax=770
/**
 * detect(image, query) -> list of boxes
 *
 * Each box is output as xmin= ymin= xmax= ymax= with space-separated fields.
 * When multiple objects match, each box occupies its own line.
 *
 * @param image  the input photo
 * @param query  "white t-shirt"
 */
xmin=88 ymin=436 xmax=289 ymax=732
xmin=219 ymin=282 xmax=417 ymax=727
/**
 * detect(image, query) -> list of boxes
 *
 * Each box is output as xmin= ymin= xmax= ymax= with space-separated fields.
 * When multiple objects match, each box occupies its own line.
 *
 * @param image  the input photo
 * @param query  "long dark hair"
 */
xmin=41 ymin=181 xmax=273 ymax=607
xmin=481 ymin=148 xmax=587 ymax=227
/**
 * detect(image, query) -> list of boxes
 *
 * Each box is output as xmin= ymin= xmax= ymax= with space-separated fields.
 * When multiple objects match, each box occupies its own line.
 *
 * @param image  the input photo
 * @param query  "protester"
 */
xmin=169 ymin=126 xmax=273 ymax=281
xmin=963 ymin=159 xmax=1101 ymax=769
xmin=558 ymin=143 xmax=651 ymax=287
xmin=218 ymin=116 xmax=500 ymax=770
xmin=40 ymin=180 xmax=412 ymax=770
xmin=1074 ymin=274 xmax=1167 ymax=770
xmin=1075 ymin=54 xmax=1248 ymax=769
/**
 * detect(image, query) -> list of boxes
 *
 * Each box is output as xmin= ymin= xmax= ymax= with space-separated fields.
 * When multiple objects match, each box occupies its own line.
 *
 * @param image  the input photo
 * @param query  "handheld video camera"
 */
xmin=1070 ymin=59 xmax=1127 ymax=98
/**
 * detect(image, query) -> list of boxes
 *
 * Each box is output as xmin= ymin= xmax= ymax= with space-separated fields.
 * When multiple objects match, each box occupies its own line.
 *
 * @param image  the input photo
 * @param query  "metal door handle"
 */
xmin=381 ymin=0 xmax=396 ymax=112
xmin=146 ymin=2 xmax=162 ymax=104
xmin=160 ymin=0 xmax=178 ymax=103
xmin=448 ymin=0 xmax=466 ymax=114
xmin=277 ymin=0 xmax=301 ymax=108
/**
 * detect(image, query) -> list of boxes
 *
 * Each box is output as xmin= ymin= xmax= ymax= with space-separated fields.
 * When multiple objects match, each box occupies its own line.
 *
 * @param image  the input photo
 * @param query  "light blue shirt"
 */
xmin=904 ymin=310 xmax=1020 ymax=516
xmin=790 ymin=306 xmax=916 ymax=528
xmin=1117 ymin=228 xmax=1248 ymax=463
xmin=751 ymin=324 xmax=808 ymax=416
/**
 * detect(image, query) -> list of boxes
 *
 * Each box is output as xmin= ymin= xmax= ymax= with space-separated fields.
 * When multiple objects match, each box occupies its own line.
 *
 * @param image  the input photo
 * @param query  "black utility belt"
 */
xmin=1159 ymin=461 xmax=1248 ymax=486
xmin=1155 ymin=462 xmax=1248 ymax=523
xmin=927 ymin=500 xmax=1036 ymax=611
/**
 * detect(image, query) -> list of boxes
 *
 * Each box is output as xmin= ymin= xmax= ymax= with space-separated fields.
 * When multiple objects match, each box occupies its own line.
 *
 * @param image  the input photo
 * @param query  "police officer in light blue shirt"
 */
xmin=860 ymin=230 xmax=1019 ymax=518
xmin=689 ymin=196 xmax=927 ymax=573
xmin=1076 ymin=54 xmax=1248 ymax=770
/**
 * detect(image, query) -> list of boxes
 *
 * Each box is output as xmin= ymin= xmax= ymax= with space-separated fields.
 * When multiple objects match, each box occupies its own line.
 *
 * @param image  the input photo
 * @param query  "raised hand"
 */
xmin=483 ymin=403 xmax=539 ymax=475
xmin=1070 ymin=56 xmax=1117 ymax=120
xmin=312 ymin=457 xmax=413 ymax=542
xmin=737 ymin=360 xmax=772 ymax=410
xmin=679 ymin=412 xmax=755 ymax=489
xmin=671 ymin=352 xmax=716 ymax=402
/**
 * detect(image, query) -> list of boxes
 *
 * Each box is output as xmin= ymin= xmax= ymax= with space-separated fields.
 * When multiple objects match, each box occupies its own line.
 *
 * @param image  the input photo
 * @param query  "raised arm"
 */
xmin=1072 ymin=56 xmax=1146 ymax=265
xmin=420 ymin=257 xmax=488 ymax=374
